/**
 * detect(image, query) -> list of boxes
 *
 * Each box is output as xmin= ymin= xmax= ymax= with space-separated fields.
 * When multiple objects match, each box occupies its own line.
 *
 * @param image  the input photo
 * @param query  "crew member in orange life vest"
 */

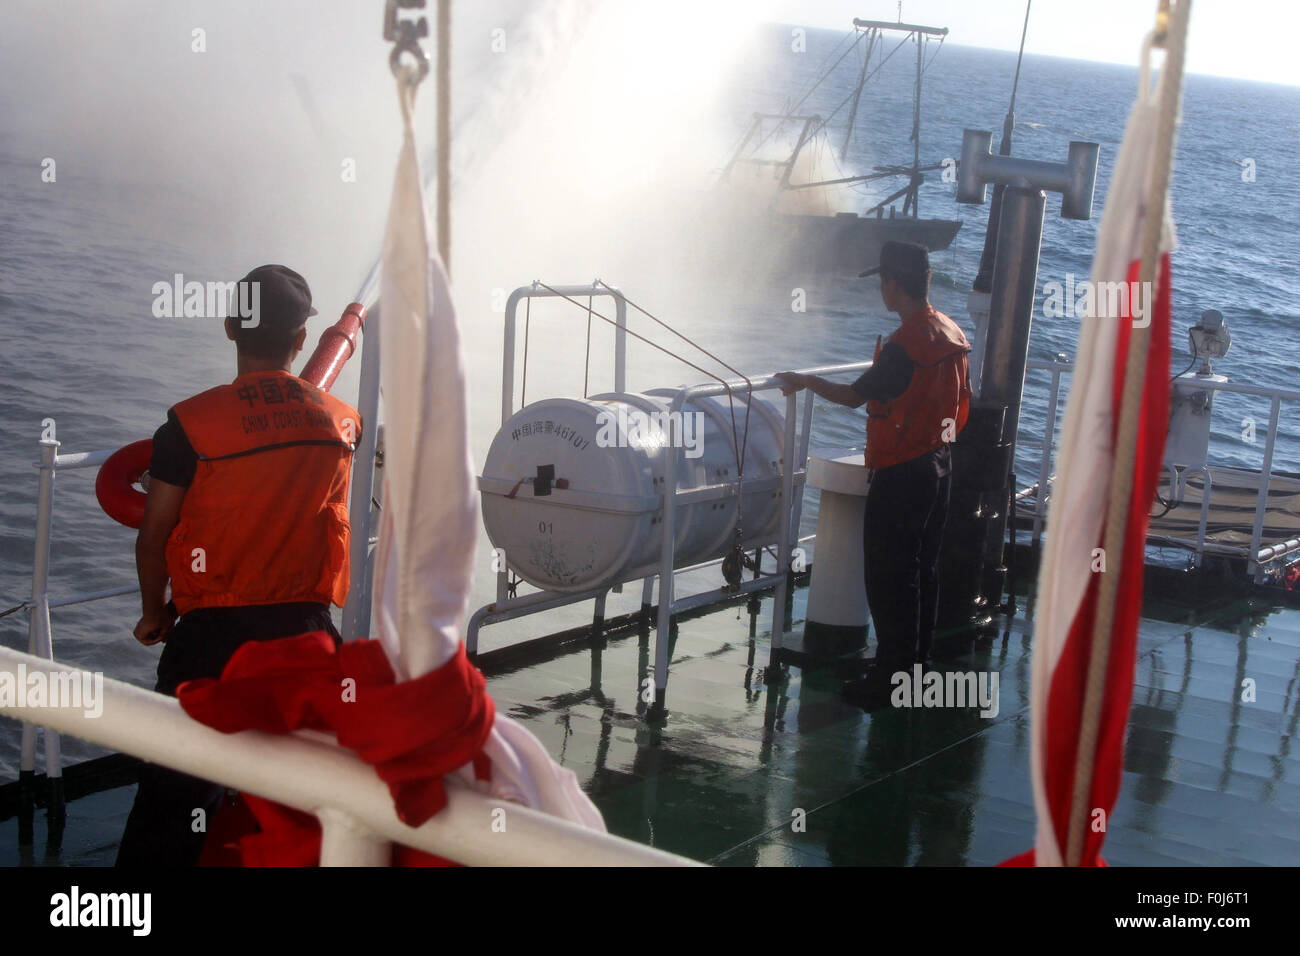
xmin=116 ymin=264 xmax=361 ymax=866
xmin=777 ymin=242 xmax=970 ymax=710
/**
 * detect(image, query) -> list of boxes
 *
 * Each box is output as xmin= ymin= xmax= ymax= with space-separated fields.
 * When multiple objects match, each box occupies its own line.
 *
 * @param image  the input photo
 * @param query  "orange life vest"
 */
xmin=165 ymin=370 xmax=361 ymax=616
xmin=865 ymin=306 xmax=972 ymax=470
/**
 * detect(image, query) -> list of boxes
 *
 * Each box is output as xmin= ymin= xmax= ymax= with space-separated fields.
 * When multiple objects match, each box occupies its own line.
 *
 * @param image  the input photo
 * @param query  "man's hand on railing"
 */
xmin=776 ymin=372 xmax=866 ymax=409
xmin=134 ymin=601 xmax=177 ymax=646
xmin=775 ymin=372 xmax=805 ymax=396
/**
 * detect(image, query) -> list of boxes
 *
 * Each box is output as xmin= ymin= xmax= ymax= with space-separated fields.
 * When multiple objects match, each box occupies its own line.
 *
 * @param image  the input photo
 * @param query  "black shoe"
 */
xmin=842 ymin=674 xmax=895 ymax=711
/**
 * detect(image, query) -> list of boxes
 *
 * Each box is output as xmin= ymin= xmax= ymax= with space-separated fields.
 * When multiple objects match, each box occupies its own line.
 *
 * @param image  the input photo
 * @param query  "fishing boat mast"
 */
xmin=844 ymin=18 xmax=948 ymax=217
xmin=719 ymin=16 xmax=949 ymax=224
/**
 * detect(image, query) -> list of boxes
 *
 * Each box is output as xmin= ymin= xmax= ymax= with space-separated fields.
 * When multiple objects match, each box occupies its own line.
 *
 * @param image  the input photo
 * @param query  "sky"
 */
xmin=770 ymin=0 xmax=1299 ymax=87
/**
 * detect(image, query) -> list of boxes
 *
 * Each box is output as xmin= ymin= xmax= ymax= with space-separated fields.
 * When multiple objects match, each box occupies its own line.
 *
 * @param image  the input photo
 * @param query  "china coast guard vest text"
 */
xmin=166 ymin=370 xmax=360 ymax=616
xmin=866 ymin=306 xmax=972 ymax=470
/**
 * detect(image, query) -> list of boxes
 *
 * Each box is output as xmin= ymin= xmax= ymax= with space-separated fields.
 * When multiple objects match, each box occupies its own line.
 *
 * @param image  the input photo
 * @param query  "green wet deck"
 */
xmin=479 ymin=587 xmax=1300 ymax=866
xmin=4 ymin=583 xmax=1299 ymax=866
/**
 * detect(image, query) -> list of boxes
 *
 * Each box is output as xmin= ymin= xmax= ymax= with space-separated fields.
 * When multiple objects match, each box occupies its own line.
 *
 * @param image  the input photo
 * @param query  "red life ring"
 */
xmin=95 ymin=439 xmax=154 ymax=528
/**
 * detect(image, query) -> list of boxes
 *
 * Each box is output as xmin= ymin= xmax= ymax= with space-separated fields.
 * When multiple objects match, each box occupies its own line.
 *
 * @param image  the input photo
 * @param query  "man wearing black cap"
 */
xmin=117 ymin=264 xmax=362 ymax=865
xmin=777 ymin=241 xmax=970 ymax=709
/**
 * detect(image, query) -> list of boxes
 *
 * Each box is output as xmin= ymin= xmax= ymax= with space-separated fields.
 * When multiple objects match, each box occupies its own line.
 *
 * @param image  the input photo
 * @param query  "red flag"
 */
xmin=1007 ymin=16 xmax=1184 ymax=866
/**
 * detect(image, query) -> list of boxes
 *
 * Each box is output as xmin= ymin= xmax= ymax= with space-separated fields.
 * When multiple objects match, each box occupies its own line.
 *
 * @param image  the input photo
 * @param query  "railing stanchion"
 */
xmin=1034 ymin=364 xmax=1062 ymax=547
xmin=342 ymin=305 xmax=382 ymax=640
xmin=788 ymin=390 xmax=815 ymax=543
xmin=30 ymin=440 xmax=64 ymax=835
xmin=317 ymin=807 xmax=392 ymax=866
xmin=1248 ymin=396 xmax=1281 ymax=583
xmin=614 ymin=290 xmax=627 ymax=394
xmin=769 ymin=390 xmax=799 ymax=656
xmin=653 ymin=397 xmax=682 ymax=715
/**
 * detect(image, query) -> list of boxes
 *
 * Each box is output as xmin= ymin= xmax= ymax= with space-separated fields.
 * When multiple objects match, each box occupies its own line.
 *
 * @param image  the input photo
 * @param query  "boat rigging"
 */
xmin=716 ymin=16 xmax=961 ymax=275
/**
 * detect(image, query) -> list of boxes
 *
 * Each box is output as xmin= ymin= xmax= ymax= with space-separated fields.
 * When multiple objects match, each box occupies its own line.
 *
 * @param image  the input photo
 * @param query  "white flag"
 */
xmin=376 ymin=77 xmax=605 ymax=830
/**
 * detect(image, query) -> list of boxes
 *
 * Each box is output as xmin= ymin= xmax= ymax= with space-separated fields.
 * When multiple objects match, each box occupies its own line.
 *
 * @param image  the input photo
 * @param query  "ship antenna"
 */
xmin=1007 ymin=0 xmax=1031 ymax=124
xmin=973 ymin=0 xmax=1032 ymax=293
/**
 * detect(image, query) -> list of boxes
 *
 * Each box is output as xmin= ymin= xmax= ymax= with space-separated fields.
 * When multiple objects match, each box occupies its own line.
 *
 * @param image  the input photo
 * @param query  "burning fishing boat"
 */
xmin=715 ymin=18 xmax=963 ymax=276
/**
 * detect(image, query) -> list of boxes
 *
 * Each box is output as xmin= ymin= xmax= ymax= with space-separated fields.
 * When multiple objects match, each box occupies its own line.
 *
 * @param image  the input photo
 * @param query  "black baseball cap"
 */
xmin=229 ymin=264 xmax=318 ymax=329
xmin=858 ymin=241 xmax=931 ymax=280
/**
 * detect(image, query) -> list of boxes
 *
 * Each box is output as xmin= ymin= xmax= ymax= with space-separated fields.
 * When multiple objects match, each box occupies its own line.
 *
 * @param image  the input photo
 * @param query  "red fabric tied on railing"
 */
xmin=177 ymin=631 xmax=494 ymax=866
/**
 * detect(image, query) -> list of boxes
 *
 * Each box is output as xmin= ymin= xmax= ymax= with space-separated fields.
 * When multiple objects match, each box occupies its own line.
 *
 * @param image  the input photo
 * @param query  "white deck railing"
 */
xmin=2 ymin=439 xmax=701 ymax=866
xmin=1018 ymin=356 xmax=1300 ymax=581
xmin=0 ymin=645 xmax=698 ymax=865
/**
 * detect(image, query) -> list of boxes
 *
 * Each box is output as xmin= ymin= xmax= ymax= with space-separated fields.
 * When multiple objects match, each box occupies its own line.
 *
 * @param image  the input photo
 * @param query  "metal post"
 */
xmin=1006 ymin=472 xmax=1017 ymax=616
xmin=787 ymin=390 xmax=815 ymax=540
xmin=1194 ymin=466 xmax=1212 ymax=568
xmin=980 ymin=186 xmax=1046 ymax=455
xmin=502 ymin=288 xmax=522 ymax=425
xmin=342 ymin=305 xmax=382 ymax=640
xmin=1248 ymin=396 xmax=1281 ymax=582
xmin=1034 ymin=364 xmax=1063 ymax=545
xmin=23 ymin=439 xmax=63 ymax=839
xmin=967 ymin=292 xmax=992 ymax=395
xmin=318 ymin=807 xmax=392 ymax=866
xmin=950 ymin=128 xmax=1098 ymax=633
xmin=614 ymin=292 xmax=627 ymax=394
xmin=768 ymin=391 xmax=799 ymax=655
xmin=653 ymin=407 xmax=681 ymax=711
xmin=975 ymin=186 xmax=1044 ymax=606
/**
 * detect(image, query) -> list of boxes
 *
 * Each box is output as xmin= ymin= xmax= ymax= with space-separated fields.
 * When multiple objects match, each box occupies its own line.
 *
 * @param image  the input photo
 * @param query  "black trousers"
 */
xmin=862 ymin=449 xmax=951 ymax=677
xmin=115 ymin=602 xmax=340 ymax=867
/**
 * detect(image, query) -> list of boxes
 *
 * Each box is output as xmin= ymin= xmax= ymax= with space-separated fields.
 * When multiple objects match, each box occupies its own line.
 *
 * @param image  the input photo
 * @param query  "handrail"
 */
xmin=657 ymin=364 xmax=860 ymax=667
xmin=1025 ymin=356 xmax=1300 ymax=403
xmin=469 ymin=357 xmax=854 ymax=698
xmin=47 ymin=448 xmax=114 ymax=470
xmin=672 ymin=363 xmax=870 ymax=402
xmin=13 ymin=436 xmax=702 ymax=865
xmin=0 ymin=646 xmax=702 ymax=866
xmin=1020 ymin=356 xmax=1300 ymax=580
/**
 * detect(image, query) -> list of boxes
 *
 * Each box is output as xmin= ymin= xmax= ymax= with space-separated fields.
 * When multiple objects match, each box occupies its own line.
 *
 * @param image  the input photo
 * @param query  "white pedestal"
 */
xmin=1165 ymin=372 xmax=1226 ymax=470
xmin=806 ymin=450 xmax=871 ymax=629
